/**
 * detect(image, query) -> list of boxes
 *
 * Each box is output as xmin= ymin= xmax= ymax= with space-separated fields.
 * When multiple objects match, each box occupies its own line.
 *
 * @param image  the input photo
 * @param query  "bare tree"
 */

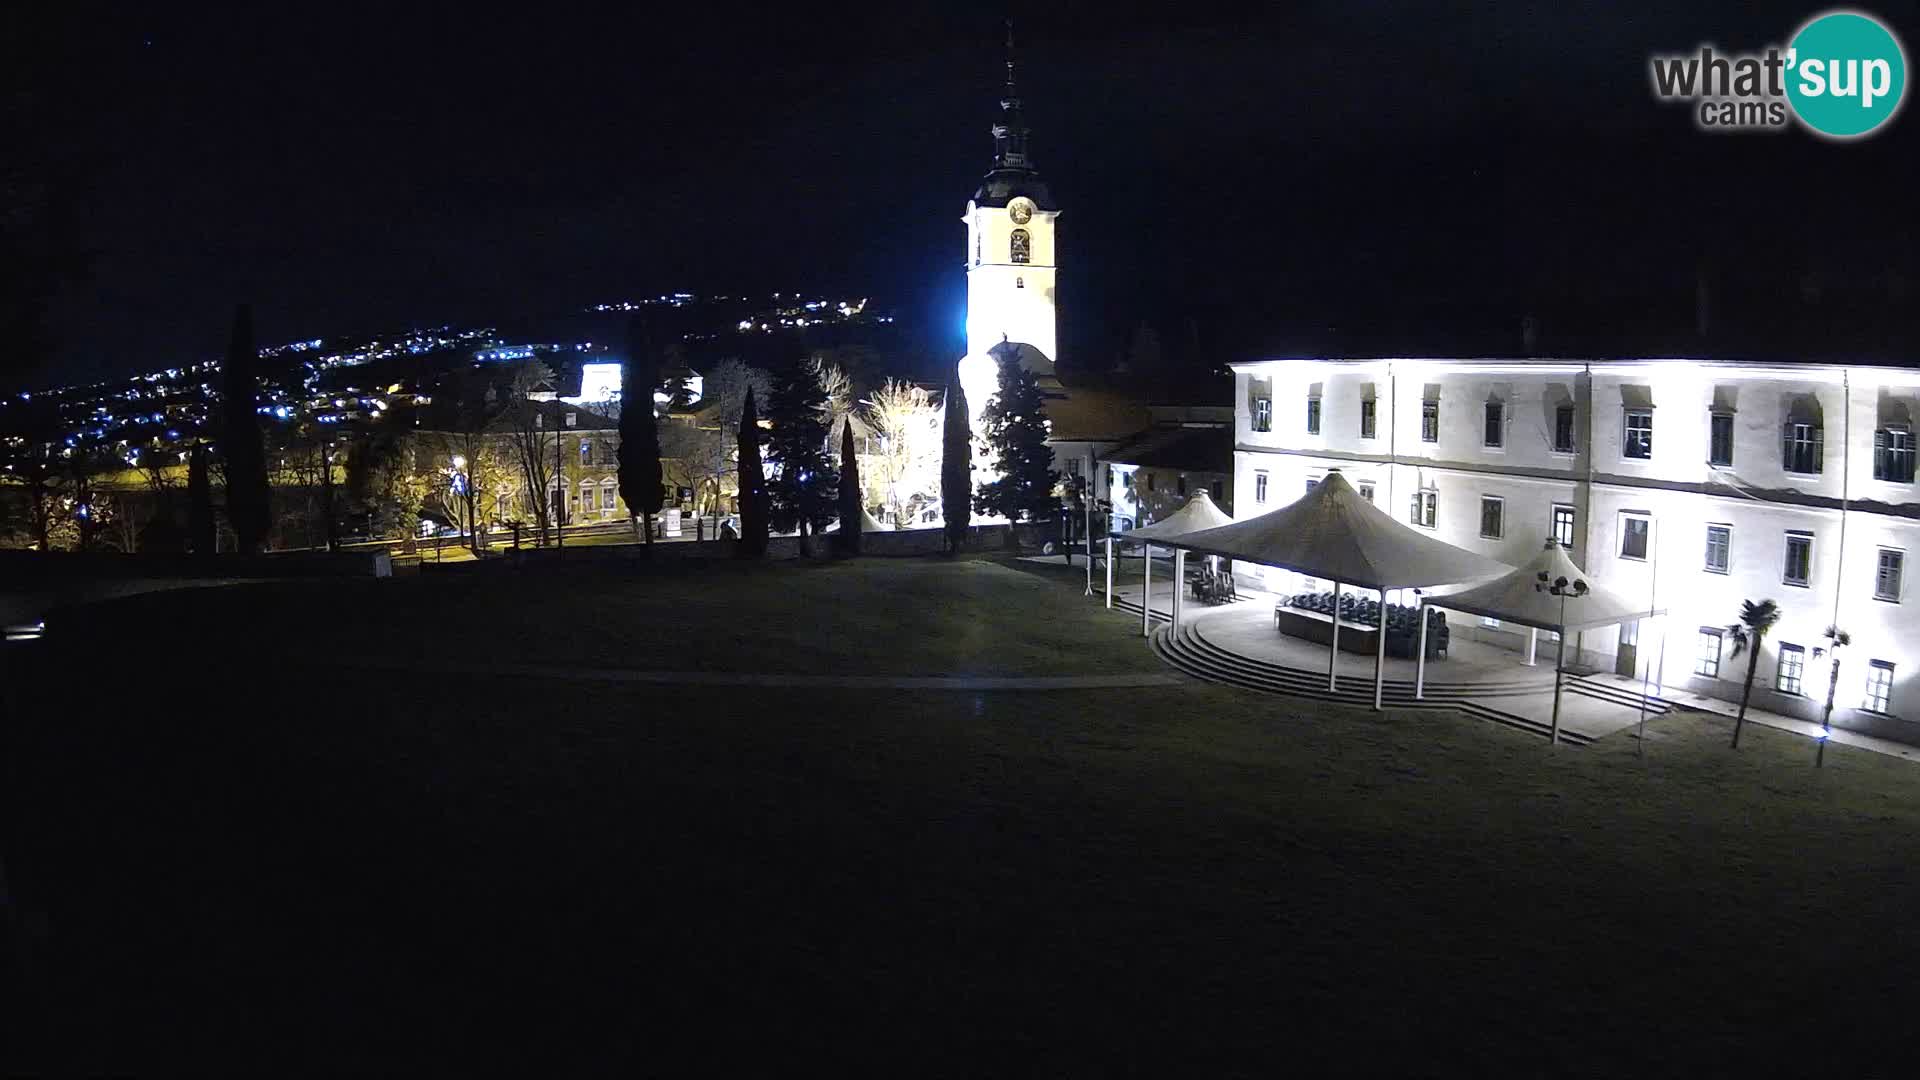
xmin=861 ymin=379 xmax=941 ymax=528
xmin=504 ymin=360 xmax=556 ymax=545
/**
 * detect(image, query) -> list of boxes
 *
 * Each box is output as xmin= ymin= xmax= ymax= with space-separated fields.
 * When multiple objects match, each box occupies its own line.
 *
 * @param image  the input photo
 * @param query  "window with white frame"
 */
xmin=1421 ymin=399 xmax=1439 ymax=443
xmin=1410 ymin=488 xmax=1437 ymax=528
xmin=1480 ymin=616 xmax=1502 ymax=629
xmin=1875 ymin=427 xmax=1916 ymax=482
xmin=1776 ymin=642 xmax=1806 ymax=695
xmin=1783 ymin=532 xmax=1813 ymax=587
xmin=1479 ymin=496 xmax=1504 ymax=539
xmin=1865 ymin=660 xmax=1895 ymax=713
xmin=1704 ymin=524 xmax=1731 ymax=574
xmin=1305 ymin=476 xmax=1319 ymax=494
xmin=565 ymin=412 xmax=578 ymax=428
xmin=1483 ymin=400 xmax=1505 ymax=448
xmin=1553 ymin=405 xmax=1576 ymax=453
xmin=1876 ymin=548 xmax=1903 ymax=602
xmin=1306 ymin=396 xmax=1322 ymax=435
xmin=1709 ymin=412 xmax=1735 ymax=467
xmin=1624 ymin=409 xmax=1653 ymax=459
xmin=1782 ymin=421 xmax=1823 ymax=474
xmin=602 ymin=480 xmax=618 ymax=512
xmin=579 ymin=439 xmax=592 ymax=466
xmin=1551 ymin=504 xmax=1576 ymax=548
xmin=1357 ymin=481 xmax=1375 ymax=504
xmin=1254 ymin=471 xmax=1268 ymax=504
xmin=1360 ymin=399 xmax=1377 ymax=440
xmin=1694 ymin=628 xmax=1723 ymax=678
xmin=581 ymin=485 xmax=596 ymax=511
xmin=1252 ymin=396 xmax=1272 ymax=433
xmin=1620 ymin=512 xmax=1651 ymax=561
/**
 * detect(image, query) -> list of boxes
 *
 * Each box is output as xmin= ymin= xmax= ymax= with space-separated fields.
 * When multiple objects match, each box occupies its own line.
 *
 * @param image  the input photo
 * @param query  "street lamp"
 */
xmin=1535 ymin=571 xmax=1589 ymax=747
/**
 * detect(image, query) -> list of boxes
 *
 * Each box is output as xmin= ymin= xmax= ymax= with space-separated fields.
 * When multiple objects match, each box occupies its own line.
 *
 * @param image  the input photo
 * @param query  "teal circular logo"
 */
xmin=1786 ymin=10 xmax=1907 ymax=138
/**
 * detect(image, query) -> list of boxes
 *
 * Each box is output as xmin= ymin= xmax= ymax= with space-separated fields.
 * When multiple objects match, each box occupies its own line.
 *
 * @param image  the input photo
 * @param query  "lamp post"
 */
xmin=1535 ymin=571 xmax=1589 ymax=747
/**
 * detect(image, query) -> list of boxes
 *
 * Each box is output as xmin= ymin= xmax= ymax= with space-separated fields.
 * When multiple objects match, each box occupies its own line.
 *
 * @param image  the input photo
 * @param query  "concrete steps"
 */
xmin=1150 ymin=621 xmax=1596 ymax=747
xmin=1566 ymin=674 xmax=1674 ymax=715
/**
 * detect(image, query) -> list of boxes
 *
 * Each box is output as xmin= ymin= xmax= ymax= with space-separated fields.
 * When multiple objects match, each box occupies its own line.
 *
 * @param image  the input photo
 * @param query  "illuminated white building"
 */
xmin=1233 ymin=357 xmax=1920 ymax=740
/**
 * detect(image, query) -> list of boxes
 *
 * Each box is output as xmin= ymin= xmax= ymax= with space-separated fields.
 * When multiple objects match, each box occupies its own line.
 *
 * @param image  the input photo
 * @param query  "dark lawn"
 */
xmin=5 ymin=557 xmax=1920 ymax=1074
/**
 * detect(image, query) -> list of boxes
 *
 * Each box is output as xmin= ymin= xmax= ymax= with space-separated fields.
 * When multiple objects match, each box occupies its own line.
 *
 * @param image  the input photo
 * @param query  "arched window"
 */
xmin=1010 ymin=228 xmax=1030 ymax=264
xmin=1015 ymin=276 xmax=1025 ymax=289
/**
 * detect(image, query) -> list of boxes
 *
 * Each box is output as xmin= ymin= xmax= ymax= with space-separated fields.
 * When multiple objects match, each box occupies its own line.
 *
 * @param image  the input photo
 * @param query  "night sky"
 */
xmin=12 ymin=1 xmax=1920 ymax=390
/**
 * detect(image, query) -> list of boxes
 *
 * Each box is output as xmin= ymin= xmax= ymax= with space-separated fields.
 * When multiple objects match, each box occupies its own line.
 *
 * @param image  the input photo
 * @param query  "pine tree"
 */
xmin=220 ymin=303 xmax=272 ymax=555
xmin=837 ymin=422 xmax=861 ymax=556
xmin=188 ymin=442 xmax=215 ymax=555
xmin=618 ymin=312 xmax=665 ymax=550
xmin=763 ymin=358 xmax=838 ymax=552
xmin=974 ymin=348 xmax=1058 ymax=522
xmin=940 ymin=380 xmax=971 ymax=554
xmin=736 ymin=387 xmax=769 ymax=558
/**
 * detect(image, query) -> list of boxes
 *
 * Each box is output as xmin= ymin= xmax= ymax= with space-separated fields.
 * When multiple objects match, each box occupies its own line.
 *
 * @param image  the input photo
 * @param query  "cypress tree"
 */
xmin=220 ymin=303 xmax=272 ymax=555
xmin=736 ymin=386 xmax=769 ymax=558
xmin=763 ymin=359 xmax=837 ymax=553
xmin=837 ymin=422 xmax=861 ymax=556
xmin=188 ymin=442 xmax=215 ymax=556
xmin=974 ymin=348 xmax=1059 ymax=523
xmin=618 ymin=312 xmax=665 ymax=551
xmin=940 ymin=380 xmax=971 ymax=554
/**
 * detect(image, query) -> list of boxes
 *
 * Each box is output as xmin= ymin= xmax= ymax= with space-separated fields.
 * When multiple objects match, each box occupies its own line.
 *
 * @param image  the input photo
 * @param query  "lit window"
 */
xmin=1421 ymin=400 xmax=1439 ymax=443
xmin=1551 ymin=505 xmax=1576 ymax=548
xmin=1481 ymin=616 xmax=1502 ymax=629
xmin=1624 ymin=409 xmax=1653 ymax=459
xmin=1783 ymin=532 xmax=1813 ymax=587
xmin=1865 ymin=660 xmax=1895 ymax=713
xmin=1553 ymin=405 xmax=1577 ymax=453
xmin=1410 ymin=489 xmax=1437 ymax=528
xmin=1875 ymin=427 xmax=1915 ymax=482
xmin=1776 ymin=642 xmax=1806 ymax=695
xmin=1876 ymin=548 xmax=1903 ymax=602
xmin=1479 ymin=496 xmax=1503 ymax=539
xmin=1705 ymin=525 xmax=1731 ymax=574
xmin=1252 ymin=398 xmax=1272 ymax=433
xmin=1254 ymin=472 xmax=1267 ymax=504
xmin=1306 ymin=397 xmax=1322 ymax=435
xmin=1010 ymin=228 xmax=1031 ymax=264
xmin=1782 ymin=422 xmax=1822 ymax=474
xmin=1483 ymin=400 xmax=1504 ymax=448
xmin=1709 ymin=412 xmax=1734 ymax=466
xmin=580 ymin=440 xmax=592 ymax=466
xmin=602 ymin=482 xmax=617 ymax=511
xmin=1360 ymin=399 xmax=1377 ymax=439
xmin=1694 ymin=628 xmax=1723 ymax=678
xmin=1620 ymin=513 xmax=1651 ymax=560
xmin=581 ymin=485 xmax=596 ymax=511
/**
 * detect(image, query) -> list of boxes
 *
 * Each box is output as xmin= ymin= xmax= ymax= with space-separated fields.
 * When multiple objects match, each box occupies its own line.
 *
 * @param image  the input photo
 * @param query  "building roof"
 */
xmin=1104 ymin=424 xmax=1232 ymax=475
xmin=1044 ymin=386 xmax=1153 ymax=444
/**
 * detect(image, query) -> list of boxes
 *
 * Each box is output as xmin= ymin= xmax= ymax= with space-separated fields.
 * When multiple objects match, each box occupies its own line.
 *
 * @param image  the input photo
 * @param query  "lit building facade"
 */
xmin=1233 ymin=358 xmax=1920 ymax=740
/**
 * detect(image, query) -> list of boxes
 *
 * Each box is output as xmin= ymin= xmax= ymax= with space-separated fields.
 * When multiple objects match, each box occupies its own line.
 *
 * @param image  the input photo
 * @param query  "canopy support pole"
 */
xmin=1329 ymin=581 xmax=1342 ymax=691
xmin=1104 ymin=536 xmax=1113 ymax=609
xmin=1415 ymin=601 xmax=1429 ymax=700
xmin=1551 ymin=624 xmax=1568 ymax=747
xmin=1141 ymin=542 xmax=1152 ymax=637
xmin=1525 ymin=628 xmax=1538 ymax=666
xmin=1373 ymin=586 xmax=1387 ymax=711
xmin=1171 ymin=549 xmax=1186 ymax=633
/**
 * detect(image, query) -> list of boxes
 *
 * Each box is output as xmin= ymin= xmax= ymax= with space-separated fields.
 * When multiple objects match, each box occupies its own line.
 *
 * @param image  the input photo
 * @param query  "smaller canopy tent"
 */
xmin=1162 ymin=471 xmax=1511 ymax=709
xmin=1110 ymin=491 xmax=1235 ymax=636
xmin=825 ymin=507 xmax=892 ymax=533
xmin=1424 ymin=539 xmax=1667 ymax=744
xmin=1426 ymin=540 xmax=1665 ymax=634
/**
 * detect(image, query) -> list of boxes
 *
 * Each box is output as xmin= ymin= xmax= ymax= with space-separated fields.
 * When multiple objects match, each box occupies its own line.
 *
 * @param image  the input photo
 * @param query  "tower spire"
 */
xmin=992 ymin=17 xmax=1031 ymax=170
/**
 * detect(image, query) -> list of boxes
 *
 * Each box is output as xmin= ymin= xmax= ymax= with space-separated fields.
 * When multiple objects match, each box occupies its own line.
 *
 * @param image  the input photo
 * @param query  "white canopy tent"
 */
xmin=1163 ymin=471 xmax=1510 ymax=710
xmin=825 ymin=507 xmax=892 ymax=534
xmin=1110 ymin=491 xmax=1235 ymax=637
xmin=1424 ymin=540 xmax=1666 ymax=743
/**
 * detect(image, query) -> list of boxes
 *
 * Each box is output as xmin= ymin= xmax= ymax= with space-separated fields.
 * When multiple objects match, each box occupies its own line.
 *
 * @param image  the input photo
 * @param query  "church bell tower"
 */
xmin=959 ymin=22 xmax=1060 ymax=417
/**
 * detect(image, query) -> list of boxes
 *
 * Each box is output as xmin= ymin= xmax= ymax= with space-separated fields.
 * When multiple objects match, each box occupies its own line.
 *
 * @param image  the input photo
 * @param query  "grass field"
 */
xmin=6 ymin=556 xmax=1920 ymax=1073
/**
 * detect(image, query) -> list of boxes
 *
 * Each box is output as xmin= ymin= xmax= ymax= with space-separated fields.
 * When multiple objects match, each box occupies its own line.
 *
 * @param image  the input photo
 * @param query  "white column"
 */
xmin=1104 ymin=536 xmax=1113 ymax=609
xmin=1171 ymin=549 xmax=1186 ymax=633
xmin=1329 ymin=581 xmax=1342 ymax=691
xmin=1415 ymin=602 xmax=1430 ymax=699
xmin=1373 ymin=586 xmax=1388 ymax=711
xmin=1142 ymin=542 xmax=1152 ymax=637
xmin=1525 ymin=628 xmax=1538 ymax=666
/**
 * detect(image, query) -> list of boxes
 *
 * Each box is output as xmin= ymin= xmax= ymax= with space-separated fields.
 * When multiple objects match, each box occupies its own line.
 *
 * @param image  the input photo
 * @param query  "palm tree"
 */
xmin=1726 ymin=599 xmax=1782 ymax=749
xmin=1815 ymin=624 xmax=1851 ymax=767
